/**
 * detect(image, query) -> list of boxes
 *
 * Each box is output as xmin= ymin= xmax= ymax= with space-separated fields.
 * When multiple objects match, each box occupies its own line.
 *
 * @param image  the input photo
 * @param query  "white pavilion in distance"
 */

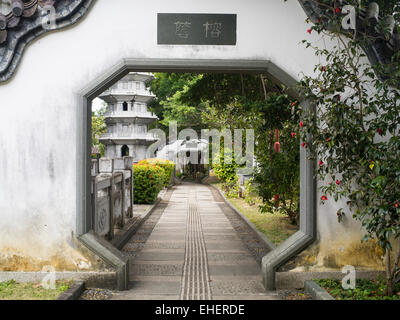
xmin=99 ymin=72 xmax=158 ymax=163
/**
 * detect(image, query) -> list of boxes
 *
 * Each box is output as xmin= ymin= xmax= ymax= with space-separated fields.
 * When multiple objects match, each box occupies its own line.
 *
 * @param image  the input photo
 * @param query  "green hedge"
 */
xmin=138 ymin=158 xmax=175 ymax=187
xmin=133 ymin=163 xmax=165 ymax=204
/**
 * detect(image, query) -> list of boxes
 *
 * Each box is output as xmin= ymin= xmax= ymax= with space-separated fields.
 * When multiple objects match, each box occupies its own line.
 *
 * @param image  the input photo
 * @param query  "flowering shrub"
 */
xmin=138 ymin=158 xmax=175 ymax=187
xmin=252 ymin=94 xmax=301 ymax=225
xmin=133 ymin=163 xmax=165 ymax=204
xmin=298 ymin=0 xmax=400 ymax=295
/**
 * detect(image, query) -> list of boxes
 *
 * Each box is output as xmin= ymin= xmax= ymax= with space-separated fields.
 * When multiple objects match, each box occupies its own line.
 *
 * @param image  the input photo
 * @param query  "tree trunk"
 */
xmin=240 ymin=74 xmax=246 ymax=97
xmin=386 ymin=250 xmax=394 ymax=296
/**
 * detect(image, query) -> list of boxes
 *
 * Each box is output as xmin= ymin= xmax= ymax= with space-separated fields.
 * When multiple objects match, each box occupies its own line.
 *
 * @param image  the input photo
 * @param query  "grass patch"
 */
xmin=0 ymin=279 xmax=73 ymax=300
xmin=213 ymin=183 xmax=298 ymax=246
xmin=316 ymin=279 xmax=400 ymax=300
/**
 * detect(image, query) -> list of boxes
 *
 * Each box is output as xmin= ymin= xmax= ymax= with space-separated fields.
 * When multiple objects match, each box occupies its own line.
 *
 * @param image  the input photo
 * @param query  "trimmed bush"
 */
xmin=138 ymin=158 xmax=175 ymax=187
xmin=133 ymin=163 xmax=165 ymax=204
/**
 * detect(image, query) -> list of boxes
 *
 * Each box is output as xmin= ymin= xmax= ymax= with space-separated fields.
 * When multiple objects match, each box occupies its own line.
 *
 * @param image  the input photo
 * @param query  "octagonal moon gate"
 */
xmin=77 ymin=58 xmax=316 ymax=290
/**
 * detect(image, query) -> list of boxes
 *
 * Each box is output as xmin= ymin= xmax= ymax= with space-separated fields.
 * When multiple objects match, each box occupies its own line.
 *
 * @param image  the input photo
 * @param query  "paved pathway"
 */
xmin=112 ymin=183 xmax=280 ymax=300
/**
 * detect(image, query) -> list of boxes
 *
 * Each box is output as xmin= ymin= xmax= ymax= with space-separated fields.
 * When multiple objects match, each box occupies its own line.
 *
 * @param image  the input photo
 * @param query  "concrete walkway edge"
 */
xmin=304 ymin=280 xmax=335 ymax=300
xmin=207 ymin=183 xmax=276 ymax=251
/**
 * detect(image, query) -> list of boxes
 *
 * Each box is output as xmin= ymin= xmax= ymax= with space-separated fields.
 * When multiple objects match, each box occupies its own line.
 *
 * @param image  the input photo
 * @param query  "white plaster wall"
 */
xmin=0 ymin=0 xmax=370 ymax=270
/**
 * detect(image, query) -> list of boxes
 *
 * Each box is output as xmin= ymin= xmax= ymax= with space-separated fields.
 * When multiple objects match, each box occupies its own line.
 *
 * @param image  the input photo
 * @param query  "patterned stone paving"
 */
xmin=111 ymin=183 xmax=280 ymax=300
xmin=180 ymin=190 xmax=212 ymax=300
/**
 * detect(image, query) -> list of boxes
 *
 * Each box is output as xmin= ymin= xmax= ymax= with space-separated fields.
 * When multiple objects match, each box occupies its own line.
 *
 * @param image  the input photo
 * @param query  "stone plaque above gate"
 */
xmin=157 ymin=13 xmax=237 ymax=46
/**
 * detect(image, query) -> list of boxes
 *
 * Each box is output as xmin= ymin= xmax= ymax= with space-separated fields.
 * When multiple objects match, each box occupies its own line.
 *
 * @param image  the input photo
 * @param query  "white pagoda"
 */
xmin=98 ymin=72 xmax=158 ymax=163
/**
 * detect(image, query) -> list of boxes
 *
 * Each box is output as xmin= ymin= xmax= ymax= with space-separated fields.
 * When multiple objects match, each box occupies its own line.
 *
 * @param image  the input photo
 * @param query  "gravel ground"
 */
xmin=79 ymin=288 xmax=311 ymax=300
xmin=278 ymin=289 xmax=312 ymax=300
xmin=79 ymin=288 xmax=115 ymax=300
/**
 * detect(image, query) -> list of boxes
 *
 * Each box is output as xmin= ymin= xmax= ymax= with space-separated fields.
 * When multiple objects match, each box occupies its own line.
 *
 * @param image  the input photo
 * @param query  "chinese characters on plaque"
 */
xmin=203 ymin=22 xmax=223 ymax=39
xmin=174 ymin=21 xmax=191 ymax=39
xmin=158 ymin=14 xmax=237 ymax=45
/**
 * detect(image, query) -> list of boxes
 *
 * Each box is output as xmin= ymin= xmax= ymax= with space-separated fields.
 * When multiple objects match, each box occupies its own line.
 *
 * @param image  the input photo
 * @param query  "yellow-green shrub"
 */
xmin=133 ymin=163 xmax=165 ymax=204
xmin=138 ymin=158 xmax=175 ymax=187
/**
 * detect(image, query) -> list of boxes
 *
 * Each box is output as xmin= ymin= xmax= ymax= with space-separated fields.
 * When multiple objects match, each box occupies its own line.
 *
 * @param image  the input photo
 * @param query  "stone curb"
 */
xmin=207 ymin=183 xmax=276 ymax=251
xmin=78 ymin=231 xmax=129 ymax=291
xmin=57 ymin=281 xmax=86 ymax=300
xmin=304 ymin=280 xmax=335 ymax=300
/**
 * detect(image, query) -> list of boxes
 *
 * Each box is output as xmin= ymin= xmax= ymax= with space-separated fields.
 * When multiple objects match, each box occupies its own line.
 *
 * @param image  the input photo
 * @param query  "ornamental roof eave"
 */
xmin=124 ymin=72 xmax=156 ymax=82
xmin=99 ymin=93 xmax=156 ymax=104
xmin=0 ymin=0 xmax=94 ymax=83
xmin=104 ymin=115 xmax=158 ymax=124
xmin=99 ymin=137 xmax=159 ymax=146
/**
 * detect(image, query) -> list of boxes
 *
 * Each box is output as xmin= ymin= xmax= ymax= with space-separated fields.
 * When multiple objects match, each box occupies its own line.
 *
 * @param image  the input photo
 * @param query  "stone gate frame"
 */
xmin=77 ymin=58 xmax=317 ymax=290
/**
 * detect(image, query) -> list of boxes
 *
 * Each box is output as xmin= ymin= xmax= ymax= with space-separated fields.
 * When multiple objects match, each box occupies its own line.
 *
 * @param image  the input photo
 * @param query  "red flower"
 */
xmin=320 ymin=66 xmax=327 ymax=72
xmin=307 ymin=29 xmax=312 ymax=34
xmin=299 ymin=121 xmax=303 ymax=128
xmin=318 ymin=160 xmax=324 ymax=166
xmin=395 ymin=203 xmax=399 ymax=208
xmin=291 ymin=102 xmax=297 ymax=106
xmin=336 ymin=180 xmax=341 ymax=185
xmin=337 ymin=95 xmax=341 ymax=101
xmin=274 ymin=141 xmax=281 ymax=153
xmin=291 ymin=132 xmax=296 ymax=137
xmin=335 ymin=7 xmax=341 ymax=13
xmin=326 ymin=137 xmax=331 ymax=142
xmin=321 ymin=196 xmax=328 ymax=201
xmin=377 ymin=128 xmax=383 ymax=135
xmin=301 ymin=142 xmax=306 ymax=148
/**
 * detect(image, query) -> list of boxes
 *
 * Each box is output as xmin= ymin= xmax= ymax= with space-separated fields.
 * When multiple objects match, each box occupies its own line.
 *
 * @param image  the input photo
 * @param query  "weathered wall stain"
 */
xmin=47 ymin=151 xmax=55 ymax=180
xmin=0 ymin=238 xmax=109 ymax=272
xmin=280 ymin=237 xmax=386 ymax=272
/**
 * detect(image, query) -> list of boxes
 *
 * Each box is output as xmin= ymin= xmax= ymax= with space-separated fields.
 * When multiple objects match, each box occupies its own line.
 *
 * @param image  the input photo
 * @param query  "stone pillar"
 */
xmin=99 ymin=158 xmax=114 ymax=173
xmin=114 ymin=158 xmax=125 ymax=171
xmin=123 ymin=156 xmax=134 ymax=170
xmin=91 ymin=159 xmax=99 ymax=177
